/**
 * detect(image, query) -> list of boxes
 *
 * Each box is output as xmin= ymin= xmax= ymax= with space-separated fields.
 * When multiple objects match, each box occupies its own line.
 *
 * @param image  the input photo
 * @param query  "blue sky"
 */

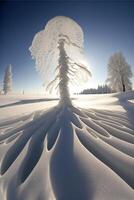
xmin=0 ymin=0 xmax=134 ymax=94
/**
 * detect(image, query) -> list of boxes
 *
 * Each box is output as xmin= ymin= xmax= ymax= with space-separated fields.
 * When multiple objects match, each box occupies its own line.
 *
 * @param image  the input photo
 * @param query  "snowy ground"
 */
xmin=0 ymin=92 xmax=134 ymax=200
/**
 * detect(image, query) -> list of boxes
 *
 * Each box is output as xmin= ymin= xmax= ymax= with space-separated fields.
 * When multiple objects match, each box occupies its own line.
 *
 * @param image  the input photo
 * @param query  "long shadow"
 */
xmin=50 ymin=107 xmax=93 ymax=200
xmin=0 ymin=97 xmax=77 ymax=108
xmin=115 ymin=91 xmax=134 ymax=128
xmin=1 ymin=105 xmax=93 ymax=200
xmin=1 ymin=98 xmax=134 ymax=199
xmin=0 ymin=98 xmax=59 ymax=108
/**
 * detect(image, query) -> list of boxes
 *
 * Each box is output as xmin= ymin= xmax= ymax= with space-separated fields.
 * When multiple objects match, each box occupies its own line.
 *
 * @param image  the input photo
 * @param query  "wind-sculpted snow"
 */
xmin=0 ymin=99 xmax=134 ymax=200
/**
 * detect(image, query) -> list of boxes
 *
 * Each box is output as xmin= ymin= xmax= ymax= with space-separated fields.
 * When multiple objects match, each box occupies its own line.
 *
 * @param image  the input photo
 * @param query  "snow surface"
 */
xmin=0 ymin=92 xmax=134 ymax=200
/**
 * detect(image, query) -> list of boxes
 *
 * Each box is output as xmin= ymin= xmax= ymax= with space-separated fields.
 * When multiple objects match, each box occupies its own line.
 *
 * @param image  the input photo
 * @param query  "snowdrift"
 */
xmin=0 ymin=92 xmax=134 ymax=200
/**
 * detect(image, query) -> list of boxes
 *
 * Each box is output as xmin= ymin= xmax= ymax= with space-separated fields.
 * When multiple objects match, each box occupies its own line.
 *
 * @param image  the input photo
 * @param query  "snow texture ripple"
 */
xmin=0 ymin=93 xmax=134 ymax=200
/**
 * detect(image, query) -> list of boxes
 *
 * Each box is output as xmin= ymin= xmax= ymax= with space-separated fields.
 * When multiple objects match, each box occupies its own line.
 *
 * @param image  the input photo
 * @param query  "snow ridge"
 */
xmin=0 ymin=98 xmax=134 ymax=199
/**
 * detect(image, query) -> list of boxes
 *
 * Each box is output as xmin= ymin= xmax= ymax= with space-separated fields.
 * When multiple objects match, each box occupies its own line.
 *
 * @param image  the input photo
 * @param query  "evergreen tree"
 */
xmin=3 ymin=64 xmax=13 ymax=94
xmin=30 ymin=16 xmax=91 ymax=105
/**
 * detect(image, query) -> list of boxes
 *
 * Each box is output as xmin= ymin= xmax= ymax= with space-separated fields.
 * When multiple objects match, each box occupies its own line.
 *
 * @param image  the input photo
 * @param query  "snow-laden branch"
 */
xmin=30 ymin=16 xmax=91 ymax=104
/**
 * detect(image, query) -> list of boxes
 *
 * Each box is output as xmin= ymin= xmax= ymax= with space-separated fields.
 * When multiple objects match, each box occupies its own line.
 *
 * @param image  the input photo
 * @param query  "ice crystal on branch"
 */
xmin=30 ymin=16 xmax=91 ymax=104
xmin=107 ymin=52 xmax=133 ymax=92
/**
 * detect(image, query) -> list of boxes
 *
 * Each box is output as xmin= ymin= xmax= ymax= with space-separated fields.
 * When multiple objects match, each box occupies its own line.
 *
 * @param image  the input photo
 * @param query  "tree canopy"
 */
xmin=107 ymin=52 xmax=133 ymax=92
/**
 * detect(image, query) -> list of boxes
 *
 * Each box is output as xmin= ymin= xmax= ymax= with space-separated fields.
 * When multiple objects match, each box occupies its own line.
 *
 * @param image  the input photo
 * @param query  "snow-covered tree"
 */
xmin=106 ymin=52 xmax=133 ymax=92
xmin=3 ymin=64 xmax=13 ymax=94
xmin=30 ymin=16 xmax=91 ymax=105
xmin=0 ymin=88 xmax=2 ymax=95
xmin=0 ymin=81 xmax=3 ymax=94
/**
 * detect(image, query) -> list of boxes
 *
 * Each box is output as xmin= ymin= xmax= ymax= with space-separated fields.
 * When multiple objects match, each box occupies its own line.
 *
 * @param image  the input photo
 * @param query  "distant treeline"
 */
xmin=80 ymin=84 xmax=114 ymax=94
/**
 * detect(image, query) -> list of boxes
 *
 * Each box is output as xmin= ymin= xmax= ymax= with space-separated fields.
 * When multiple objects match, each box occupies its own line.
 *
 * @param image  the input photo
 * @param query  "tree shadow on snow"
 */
xmin=115 ymin=91 xmax=134 ymax=128
xmin=0 ymin=98 xmax=59 ymax=108
xmin=0 ymin=105 xmax=93 ymax=200
xmin=0 ymin=101 xmax=134 ymax=200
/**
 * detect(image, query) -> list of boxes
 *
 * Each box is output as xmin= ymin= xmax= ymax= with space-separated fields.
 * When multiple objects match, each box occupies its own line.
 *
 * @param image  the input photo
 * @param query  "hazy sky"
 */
xmin=0 ymin=0 xmax=134 ymax=94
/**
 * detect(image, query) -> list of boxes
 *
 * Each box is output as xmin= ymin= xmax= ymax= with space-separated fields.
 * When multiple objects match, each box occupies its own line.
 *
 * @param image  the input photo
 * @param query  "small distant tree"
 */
xmin=3 ymin=64 xmax=13 ymax=94
xmin=0 ymin=87 xmax=2 ymax=95
xmin=0 ymin=81 xmax=2 ymax=94
xmin=106 ymin=52 xmax=133 ymax=92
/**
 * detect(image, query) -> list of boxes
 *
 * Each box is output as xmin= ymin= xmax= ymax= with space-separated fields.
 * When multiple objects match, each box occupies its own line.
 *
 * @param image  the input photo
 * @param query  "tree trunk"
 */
xmin=123 ymin=84 xmax=125 ymax=92
xmin=58 ymin=39 xmax=72 ymax=105
xmin=121 ymin=75 xmax=125 ymax=92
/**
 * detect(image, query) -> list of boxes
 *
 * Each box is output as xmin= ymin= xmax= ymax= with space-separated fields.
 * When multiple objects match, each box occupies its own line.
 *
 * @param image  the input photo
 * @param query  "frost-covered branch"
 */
xmin=30 ymin=16 xmax=91 ymax=104
xmin=106 ymin=52 xmax=133 ymax=92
